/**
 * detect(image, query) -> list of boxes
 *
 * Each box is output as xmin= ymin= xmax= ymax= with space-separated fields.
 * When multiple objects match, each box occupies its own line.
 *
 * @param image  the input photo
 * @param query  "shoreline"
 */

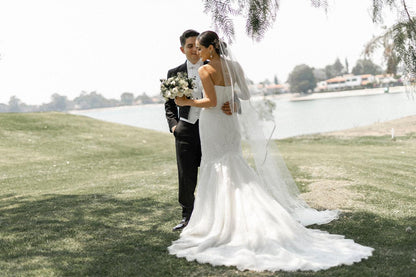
xmin=322 ymin=114 xmax=416 ymax=137
xmin=68 ymin=102 xmax=163 ymax=114
xmin=257 ymin=86 xmax=406 ymax=102
xmin=69 ymin=86 xmax=409 ymax=113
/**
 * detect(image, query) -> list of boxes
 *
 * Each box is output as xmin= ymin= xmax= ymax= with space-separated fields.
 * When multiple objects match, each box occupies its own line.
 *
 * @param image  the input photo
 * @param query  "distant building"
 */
xmin=325 ymin=76 xmax=346 ymax=91
xmin=265 ymin=83 xmax=289 ymax=94
xmin=375 ymin=74 xmax=397 ymax=85
xmin=316 ymin=74 xmax=381 ymax=92
xmin=316 ymin=81 xmax=327 ymax=92
xmin=344 ymin=74 xmax=361 ymax=88
xmin=360 ymin=74 xmax=376 ymax=87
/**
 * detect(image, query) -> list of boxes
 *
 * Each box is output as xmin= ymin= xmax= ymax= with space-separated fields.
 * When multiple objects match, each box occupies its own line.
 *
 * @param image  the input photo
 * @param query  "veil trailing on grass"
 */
xmin=218 ymin=40 xmax=340 ymax=226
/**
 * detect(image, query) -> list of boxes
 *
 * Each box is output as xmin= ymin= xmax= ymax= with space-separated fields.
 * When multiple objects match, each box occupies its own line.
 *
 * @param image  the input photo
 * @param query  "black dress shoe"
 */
xmin=172 ymin=217 xmax=189 ymax=231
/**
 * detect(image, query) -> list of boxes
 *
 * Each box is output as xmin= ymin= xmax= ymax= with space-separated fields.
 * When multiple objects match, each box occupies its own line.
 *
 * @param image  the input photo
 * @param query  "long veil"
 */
xmin=219 ymin=41 xmax=340 ymax=226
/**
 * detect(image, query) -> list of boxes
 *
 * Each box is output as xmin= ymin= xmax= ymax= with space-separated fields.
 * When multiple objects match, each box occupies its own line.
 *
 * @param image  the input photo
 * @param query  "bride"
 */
xmin=170 ymin=30 xmax=373 ymax=272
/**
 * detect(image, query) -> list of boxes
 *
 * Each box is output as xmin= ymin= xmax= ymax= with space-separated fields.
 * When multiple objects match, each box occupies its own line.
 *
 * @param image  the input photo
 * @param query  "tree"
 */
xmin=8 ymin=96 xmax=23 ymax=112
xmin=135 ymin=93 xmax=153 ymax=104
xmin=365 ymin=21 xmax=411 ymax=76
xmin=324 ymin=64 xmax=336 ymax=79
xmin=333 ymin=58 xmax=344 ymax=76
xmin=203 ymin=0 xmax=415 ymax=77
xmin=202 ymin=0 xmax=280 ymax=41
xmin=73 ymin=91 xmax=114 ymax=110
xmin=262 ymin=78 xmax=271 ymax=85
xmin=324 ymin=58 xmax=345 ymax=79
xmin=352 ymin=59 xmax=383 ymax=75
xmin=361 ymin=0 xmax=414 ymax=78
xmin=48 ymin=93 xmax=70 ymax=111
xmin=351 ymin=62 xmax=363 ymax=76
xmin=120 ymin=92 xmax=135 ymax=106
xmin=273 ymin=75 xmax=279 ymax=85
xmin=203 ymin=0 xmax=332 ymax=41
xmin=337 ymin=0 xmax=414 ymax=78
xmin=288 ymin=64 xmax=316 ymax=93
xmin=386 ymin=52 xmax=399 ymax=75
xmin=345 ymin=57 xmax=349 ymax=74
xmin=313 ymin=68 xmax=327 ymax=82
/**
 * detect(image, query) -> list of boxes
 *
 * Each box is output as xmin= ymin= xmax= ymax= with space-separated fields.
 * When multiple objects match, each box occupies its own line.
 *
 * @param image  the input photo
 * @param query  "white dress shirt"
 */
xmin=180 ymin=60 xmax=204 ymax=124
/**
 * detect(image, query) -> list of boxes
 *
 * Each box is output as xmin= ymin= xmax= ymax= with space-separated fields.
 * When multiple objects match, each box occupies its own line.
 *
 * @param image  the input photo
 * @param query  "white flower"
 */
xmin=184 ymin=88 xmax=191 ymax=95
xmin=160 ymin=72 xmax=195 ymax=100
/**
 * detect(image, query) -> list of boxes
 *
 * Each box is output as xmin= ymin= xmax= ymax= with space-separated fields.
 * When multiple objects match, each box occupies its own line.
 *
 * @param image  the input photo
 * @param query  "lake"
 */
xmin=70 ymin=91 xmax=416 ymax=139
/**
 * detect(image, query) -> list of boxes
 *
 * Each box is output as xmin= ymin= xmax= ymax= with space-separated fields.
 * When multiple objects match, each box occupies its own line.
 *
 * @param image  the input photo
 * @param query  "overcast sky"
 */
xmin=0 ymin=0 xmax=398 ymax=105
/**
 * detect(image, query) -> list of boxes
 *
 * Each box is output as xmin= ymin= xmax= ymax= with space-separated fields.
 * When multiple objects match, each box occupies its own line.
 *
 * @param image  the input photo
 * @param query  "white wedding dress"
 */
xmin=168 ymin=86 xmax=373 ymax=272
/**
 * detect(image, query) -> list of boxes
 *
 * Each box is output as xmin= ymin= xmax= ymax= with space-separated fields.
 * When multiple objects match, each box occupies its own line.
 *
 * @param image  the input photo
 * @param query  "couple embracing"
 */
xmin=164 ymin=29 xmax=373 ymax=272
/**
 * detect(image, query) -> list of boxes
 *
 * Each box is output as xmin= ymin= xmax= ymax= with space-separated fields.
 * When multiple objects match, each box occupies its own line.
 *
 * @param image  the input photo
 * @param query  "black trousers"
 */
xmin=174 ymin=120 xmax=201 ymax=219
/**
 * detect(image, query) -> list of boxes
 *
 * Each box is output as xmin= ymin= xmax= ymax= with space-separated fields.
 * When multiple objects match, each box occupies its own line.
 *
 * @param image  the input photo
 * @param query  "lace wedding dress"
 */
xmin=168 ymin=86 xmax=373 ymax=272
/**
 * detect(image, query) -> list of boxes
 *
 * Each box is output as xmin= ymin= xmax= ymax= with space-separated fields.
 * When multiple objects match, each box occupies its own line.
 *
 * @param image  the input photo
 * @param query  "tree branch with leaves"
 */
xmin=202 ymin=0 xmax=280 ymax=42
xmin=365 ymin=0 xmax=415 ymax=95
xmin=203 ymin=0 xmax=415 ymax=79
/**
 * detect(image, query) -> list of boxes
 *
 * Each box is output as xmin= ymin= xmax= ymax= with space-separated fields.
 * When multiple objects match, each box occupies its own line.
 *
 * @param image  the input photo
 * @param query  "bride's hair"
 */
xmin=197 ymin=31 xmax=227 ymax=56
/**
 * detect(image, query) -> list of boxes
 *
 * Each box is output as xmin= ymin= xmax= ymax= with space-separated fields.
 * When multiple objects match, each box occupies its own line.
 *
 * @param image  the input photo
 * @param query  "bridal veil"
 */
xmin=218 ymin=39 xmax=340 ymax=226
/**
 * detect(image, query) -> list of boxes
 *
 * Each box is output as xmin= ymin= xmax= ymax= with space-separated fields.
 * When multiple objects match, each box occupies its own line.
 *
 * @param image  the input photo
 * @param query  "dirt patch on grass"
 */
xmin=300 ymin=180 xmax=365 ymax=212
xmin=297 ymin=165 xmax=366 ymax=211
xmin=298 ymin=115 xmax=416 ymax=212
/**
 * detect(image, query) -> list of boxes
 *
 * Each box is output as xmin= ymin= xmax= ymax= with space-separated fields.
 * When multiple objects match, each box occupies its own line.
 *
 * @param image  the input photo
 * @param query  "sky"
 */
xmin=0 ymin=0 xmax=398 ymax=105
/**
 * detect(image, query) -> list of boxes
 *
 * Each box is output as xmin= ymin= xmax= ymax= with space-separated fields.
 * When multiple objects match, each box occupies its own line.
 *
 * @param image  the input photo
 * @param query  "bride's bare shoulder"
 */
xmin=197 ymin=65 xmax=213 ymax=83
xmin=199 ymin=63 xmax=216 ymax=72
xmin=199 ymin=64 xmax=218 ymax=77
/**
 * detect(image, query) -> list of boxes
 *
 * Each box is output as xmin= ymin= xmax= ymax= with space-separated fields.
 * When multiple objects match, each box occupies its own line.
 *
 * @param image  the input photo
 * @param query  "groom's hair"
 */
xmin=180 ymin=29 xmax=200 ymax=47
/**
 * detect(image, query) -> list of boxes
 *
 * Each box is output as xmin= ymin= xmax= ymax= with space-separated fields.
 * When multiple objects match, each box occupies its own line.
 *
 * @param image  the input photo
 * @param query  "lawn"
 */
xmin=0 ymin=112 xmax=415 ymax=276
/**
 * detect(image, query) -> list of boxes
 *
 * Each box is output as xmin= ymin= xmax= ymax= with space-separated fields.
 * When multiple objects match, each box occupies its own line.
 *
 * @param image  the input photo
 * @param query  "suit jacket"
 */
xmin=164 ymin=61 xmax=192 ymax=132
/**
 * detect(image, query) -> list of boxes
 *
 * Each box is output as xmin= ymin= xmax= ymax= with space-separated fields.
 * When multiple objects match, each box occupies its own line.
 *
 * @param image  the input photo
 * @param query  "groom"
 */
xmin=165 ymin=29 xmax=233 ymax=231
xmin=165 ymin=29 xmax=203 ymax=231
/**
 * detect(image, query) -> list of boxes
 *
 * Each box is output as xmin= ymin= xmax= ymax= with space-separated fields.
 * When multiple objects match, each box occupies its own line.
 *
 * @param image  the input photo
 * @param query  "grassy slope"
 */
xmin=0 ymin=112 xmax=415 ymax=276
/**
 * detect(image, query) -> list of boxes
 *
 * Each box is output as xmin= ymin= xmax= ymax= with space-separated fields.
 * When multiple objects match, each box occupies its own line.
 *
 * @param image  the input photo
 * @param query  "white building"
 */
xmin=317 ymin=74 xmax=376 ymax=91
xmin=360 ymin=74 xmax=376 ymax=86
xmin=344 ymin=75 xmax=361 ymax=88
xmin=326 ymin=76 xmax=346 ymax=90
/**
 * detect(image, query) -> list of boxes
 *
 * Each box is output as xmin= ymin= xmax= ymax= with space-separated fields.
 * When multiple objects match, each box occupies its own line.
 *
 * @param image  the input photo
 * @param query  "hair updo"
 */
xmin=197 ymin=31 xmax=227 ymax=56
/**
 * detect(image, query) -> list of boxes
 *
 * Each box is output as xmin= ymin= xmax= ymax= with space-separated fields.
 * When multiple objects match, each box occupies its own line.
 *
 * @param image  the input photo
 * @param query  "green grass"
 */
xmin=0 ymin=112 xmax=415 ymax=276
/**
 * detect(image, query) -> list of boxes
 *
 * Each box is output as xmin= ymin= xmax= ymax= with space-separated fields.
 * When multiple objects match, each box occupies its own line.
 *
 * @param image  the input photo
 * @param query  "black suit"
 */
xmin=164 ymin=61 xmax=201 ymax=220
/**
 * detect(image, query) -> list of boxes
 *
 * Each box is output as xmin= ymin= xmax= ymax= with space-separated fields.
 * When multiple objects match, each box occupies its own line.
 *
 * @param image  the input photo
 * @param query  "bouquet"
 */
xmin=160 ymin=72 xmax=195 ymax=100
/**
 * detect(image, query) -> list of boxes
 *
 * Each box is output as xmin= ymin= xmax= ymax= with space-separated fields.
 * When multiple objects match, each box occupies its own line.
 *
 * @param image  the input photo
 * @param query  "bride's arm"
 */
xmin=175 ymin=67 xmax=217 ymax=108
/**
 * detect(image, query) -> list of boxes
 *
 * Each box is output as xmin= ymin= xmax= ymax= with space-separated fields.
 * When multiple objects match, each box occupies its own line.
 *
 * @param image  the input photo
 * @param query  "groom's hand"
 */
xmin=221 ymin=102 xmax=232 ymax=115
xmin=175 ymin=96 xmax=187 ymax=106
xmin=221 ymin=102 xmax=237 ymax=115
